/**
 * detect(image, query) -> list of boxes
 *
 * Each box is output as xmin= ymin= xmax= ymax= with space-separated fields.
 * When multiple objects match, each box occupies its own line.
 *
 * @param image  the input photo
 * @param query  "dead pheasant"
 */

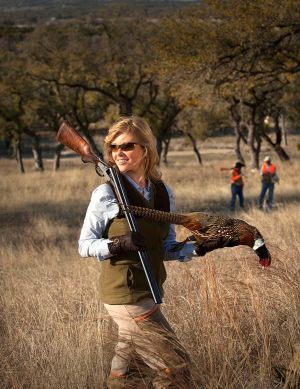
xmin=120 ymin=205 xmax=271 ymax=267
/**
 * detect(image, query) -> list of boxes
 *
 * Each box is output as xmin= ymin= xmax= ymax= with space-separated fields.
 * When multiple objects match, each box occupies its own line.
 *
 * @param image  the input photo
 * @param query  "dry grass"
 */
xmin=0 ymin=136 xmax=300 ymax=388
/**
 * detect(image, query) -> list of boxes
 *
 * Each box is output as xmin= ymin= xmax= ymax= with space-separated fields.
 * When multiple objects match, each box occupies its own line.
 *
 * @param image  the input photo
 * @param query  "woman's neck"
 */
xmin=125 ymin=172 xmax=147 ymax=189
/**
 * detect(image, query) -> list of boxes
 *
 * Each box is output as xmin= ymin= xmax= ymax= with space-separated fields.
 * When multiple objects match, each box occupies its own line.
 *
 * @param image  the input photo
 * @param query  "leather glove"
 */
xmin=195 ymin=236 xmax=240 ymax=256
xmin=108 ymin=231 xmax=147 ymax=255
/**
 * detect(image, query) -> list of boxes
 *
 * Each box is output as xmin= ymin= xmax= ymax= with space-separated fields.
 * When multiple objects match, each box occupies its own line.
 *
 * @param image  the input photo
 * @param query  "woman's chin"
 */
xmin=116 ymin=164 xmax=129 ymax=173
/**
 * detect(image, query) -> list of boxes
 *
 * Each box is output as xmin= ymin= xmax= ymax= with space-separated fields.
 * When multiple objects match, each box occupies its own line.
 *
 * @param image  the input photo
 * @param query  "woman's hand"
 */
xmin=108 ymin=231 xmax=147 ymax=255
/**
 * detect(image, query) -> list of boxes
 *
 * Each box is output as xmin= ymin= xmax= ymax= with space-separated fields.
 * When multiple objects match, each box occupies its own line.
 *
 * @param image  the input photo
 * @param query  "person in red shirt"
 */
xmin=257 ymin=156 xmax=278 ymax=210
xmin=230 ymin=161 xmax=245 ymax=211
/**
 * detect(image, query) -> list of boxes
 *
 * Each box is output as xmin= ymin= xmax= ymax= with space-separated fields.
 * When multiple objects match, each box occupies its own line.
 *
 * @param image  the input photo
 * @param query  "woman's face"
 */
xmin=110 ymin=131 xmax=146 ymax=180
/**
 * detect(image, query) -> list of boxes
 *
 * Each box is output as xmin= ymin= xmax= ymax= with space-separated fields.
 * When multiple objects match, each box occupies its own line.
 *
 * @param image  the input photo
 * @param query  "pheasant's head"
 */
xmin=239 ymin=226 xmax=272 ymax=267
xmin=253 ymin=238 xmax=272 ymax=267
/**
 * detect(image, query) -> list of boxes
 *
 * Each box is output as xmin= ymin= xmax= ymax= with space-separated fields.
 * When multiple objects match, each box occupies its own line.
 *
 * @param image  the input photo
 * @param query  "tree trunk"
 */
xmin=119 ymin=99 xmax=133 ymax=116
xmin=247 ymin=123 xmax=260 ymax=169
xmin=155 ymin=100 xmax=181 ymax=164
xmin=15 ymin=139 xmax=25 ymax=173
xmin=262 ymin=134 xmax=290 ymax=161
xmin=274 ymin=144 xmax=290 ymax=161
xmin=156 ymin=135 xmax=163 ymax=162
xmin=32 ymin=136 xmax=44 ymax=171
xmin=273 ymin=115 xmax=289 ymax=161
xmin=261 ymin=116 xmax=290 ymax=161
xmin=280 ymin=113 xmax=287 ymax=146
xmin=162 ymin=137 xmax=171 ymax=165
xmin=228 ymin=99 xmax=247 ymax=164
xmin=23 ymin=128 xmax=44 ymax=171
xmin=186 ymin=132 xmax=202 ymax=165
xmin=244 ymin=104 xmax=262 ymax=169
xmin=53 ymin=143 xmax=65 ymax=171
xmin=70 ymin=103 xmax=104 ymax=159
xmin=233 ymin=127 xmax=245 ymax=164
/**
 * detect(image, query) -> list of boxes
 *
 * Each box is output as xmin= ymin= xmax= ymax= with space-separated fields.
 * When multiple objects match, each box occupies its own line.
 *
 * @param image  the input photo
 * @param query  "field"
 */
xmin=1 ymin=135 xmax=300 ymax=388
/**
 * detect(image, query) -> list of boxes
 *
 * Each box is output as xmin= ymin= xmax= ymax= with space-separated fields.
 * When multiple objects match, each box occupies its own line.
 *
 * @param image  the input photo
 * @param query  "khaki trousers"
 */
xmin=104 ymin=298 xmax=192 ymax=388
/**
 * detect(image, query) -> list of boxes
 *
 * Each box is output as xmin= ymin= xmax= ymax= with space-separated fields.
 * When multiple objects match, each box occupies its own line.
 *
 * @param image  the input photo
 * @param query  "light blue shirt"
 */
xmin=78 ymin=174 xmax=195 ymax=262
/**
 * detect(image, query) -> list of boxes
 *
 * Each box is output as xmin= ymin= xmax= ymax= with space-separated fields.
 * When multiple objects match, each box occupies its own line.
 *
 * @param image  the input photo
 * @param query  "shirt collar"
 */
xmin=123 ymin=174 xmax=151 ymax=198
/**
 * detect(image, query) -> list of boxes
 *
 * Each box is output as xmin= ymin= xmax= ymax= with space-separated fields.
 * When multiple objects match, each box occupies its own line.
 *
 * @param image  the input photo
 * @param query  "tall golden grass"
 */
xmin=1 ymin=136 xmax=299 ymax=388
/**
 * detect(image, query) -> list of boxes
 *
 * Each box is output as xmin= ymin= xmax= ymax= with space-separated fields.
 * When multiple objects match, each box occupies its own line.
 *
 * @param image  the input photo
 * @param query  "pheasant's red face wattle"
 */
xmin=259 ymin=258 xmax=271 ymax=267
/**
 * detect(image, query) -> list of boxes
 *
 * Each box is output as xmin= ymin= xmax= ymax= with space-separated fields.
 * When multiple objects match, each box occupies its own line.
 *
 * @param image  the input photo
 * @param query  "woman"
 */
xmin=78 ymin=116 xmax=198 ymax=388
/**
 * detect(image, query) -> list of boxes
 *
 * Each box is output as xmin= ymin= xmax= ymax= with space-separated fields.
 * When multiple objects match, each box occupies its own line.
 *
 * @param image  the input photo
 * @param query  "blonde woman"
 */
xmin=79 ymin=116 xmax=198 ymax=388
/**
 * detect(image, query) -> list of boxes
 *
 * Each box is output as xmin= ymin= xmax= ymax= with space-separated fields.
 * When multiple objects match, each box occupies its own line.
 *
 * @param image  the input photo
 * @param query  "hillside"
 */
xmin=0 ymin=0 xmax=197 ymax=23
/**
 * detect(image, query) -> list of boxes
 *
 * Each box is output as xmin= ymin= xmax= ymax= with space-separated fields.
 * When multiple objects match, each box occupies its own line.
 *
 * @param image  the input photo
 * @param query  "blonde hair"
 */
xmin=104 ymin=116 xmax=162 ymax=182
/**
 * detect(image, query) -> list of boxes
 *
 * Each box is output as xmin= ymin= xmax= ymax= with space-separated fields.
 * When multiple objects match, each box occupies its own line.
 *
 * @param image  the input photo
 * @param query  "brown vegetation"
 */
xmin=1 ymin=136 xmax=299 ymax=388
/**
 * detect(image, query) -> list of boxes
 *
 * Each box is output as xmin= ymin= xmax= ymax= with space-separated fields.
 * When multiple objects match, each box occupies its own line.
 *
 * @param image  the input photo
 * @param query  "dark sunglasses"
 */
xmin=110 ymin=142 xmax=141 ymax=152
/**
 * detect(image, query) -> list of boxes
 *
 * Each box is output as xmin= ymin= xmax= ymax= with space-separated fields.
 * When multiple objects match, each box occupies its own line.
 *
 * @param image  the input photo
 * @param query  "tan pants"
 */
xmin=104 ymin=298 xmax=192 ymax=388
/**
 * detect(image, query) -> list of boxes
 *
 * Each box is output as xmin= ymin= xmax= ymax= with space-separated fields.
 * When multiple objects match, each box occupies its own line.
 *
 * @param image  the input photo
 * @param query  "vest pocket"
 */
xmin=100 ymin=263 xmax=130 ymax=294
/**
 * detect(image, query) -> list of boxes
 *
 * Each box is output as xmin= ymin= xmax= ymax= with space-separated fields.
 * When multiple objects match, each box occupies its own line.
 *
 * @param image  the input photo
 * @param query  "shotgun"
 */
xmin=56 ymin=121 xmax=162 ymax=304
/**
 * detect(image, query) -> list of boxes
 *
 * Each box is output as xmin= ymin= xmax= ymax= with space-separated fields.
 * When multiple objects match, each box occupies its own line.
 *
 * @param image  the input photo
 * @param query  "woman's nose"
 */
xmin=116 ymin=149 xmax=126 ymax=157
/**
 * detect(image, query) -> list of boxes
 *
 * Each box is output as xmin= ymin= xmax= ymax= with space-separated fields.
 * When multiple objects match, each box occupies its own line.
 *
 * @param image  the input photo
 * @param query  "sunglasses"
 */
xmin=109 ymin=142 xmax=141 ymax=152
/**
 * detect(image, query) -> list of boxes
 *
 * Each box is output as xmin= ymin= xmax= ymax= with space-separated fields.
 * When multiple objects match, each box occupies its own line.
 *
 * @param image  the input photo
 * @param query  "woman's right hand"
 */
xmin=108 ymin=231 xmax=147 ymax=255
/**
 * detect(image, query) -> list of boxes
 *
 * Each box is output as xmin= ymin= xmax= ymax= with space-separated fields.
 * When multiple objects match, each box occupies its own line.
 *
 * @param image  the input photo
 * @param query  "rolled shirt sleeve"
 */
xmin=78 ymin=184 xmax=119 ymax=261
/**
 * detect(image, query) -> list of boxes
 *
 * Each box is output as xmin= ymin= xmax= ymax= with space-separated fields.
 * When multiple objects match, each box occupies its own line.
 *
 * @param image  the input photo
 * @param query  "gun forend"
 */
xmin=56 ymin=121 xmax=99 ymax=163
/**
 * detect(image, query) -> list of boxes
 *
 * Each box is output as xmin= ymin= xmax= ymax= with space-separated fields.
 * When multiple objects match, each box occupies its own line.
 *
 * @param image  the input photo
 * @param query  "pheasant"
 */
xmin=120 ymin=205 xmax=272 ymax=267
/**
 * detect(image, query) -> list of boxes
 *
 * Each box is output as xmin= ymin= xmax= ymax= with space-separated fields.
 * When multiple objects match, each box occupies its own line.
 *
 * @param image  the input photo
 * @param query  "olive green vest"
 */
xmin=99 ymin=177 xmax=170 ymax=304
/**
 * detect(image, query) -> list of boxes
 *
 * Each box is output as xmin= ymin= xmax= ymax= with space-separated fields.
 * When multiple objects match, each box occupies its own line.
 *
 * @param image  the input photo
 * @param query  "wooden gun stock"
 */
xmin=56 ymin=121 xmax=99 ymax=164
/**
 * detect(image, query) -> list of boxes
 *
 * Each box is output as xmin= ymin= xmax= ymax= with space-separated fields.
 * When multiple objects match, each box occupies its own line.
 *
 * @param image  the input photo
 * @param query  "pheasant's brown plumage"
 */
xmin=182 ymin=212 xmax=259 ymax=247
xmin=121 ymin=205 xmax=271 ymax=267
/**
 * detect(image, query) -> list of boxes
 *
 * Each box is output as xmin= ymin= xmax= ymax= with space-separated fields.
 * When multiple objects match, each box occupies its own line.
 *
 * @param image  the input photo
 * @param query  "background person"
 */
xmin=257 ymin=156 xmax=278 ymax=210
xmin=229 ymin=161 xmax=245 ymax=212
